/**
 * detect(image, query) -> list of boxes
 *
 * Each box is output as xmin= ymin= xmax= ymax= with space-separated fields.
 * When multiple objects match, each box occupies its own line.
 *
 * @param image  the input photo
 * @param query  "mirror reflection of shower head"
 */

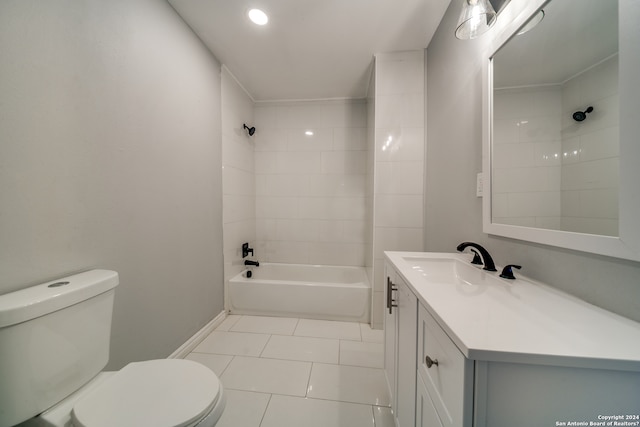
xmin=243 ymin=124 xmax=256 ymax=136
xmin=572 ymin=106 xmax=593 ymax=122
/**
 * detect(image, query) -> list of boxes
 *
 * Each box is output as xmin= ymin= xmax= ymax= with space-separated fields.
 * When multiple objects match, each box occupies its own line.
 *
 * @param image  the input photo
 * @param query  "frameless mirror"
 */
xmin=483 ymin=0 xmax=640 ymax=261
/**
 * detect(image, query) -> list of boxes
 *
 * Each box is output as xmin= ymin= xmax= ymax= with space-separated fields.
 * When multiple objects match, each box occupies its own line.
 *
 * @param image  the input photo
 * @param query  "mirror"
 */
xmin=483 ymin=0 xmax=640 ymax=261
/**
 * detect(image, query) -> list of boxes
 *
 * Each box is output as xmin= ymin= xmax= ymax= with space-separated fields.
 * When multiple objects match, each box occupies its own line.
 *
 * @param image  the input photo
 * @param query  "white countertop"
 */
xmin=385 ymin=251 xmax=640 ymax=372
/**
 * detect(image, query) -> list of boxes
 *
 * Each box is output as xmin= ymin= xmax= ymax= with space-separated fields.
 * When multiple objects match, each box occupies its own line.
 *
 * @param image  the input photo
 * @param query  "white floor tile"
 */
xmin=185 ymin=352 xmax=233 ymax=376
xmin=221 ymin=356 xmax=312 ymax=396
xmin=193 ymin=331 xmax=269 ymax=356
xmin=340 ymin=340 xmax=384 ymax=368
xmin=360 ymin=323 xmax=384 ymax=343
xmin=261 ymin=335 xmax=339 ymax=363
xmin=373 ymin=406 xmax=395 ymax=427
xmin=307 ymin=363 xmax=390 ymax=406
xmin=215 ymin=315 xmax=242 ymax=331
xmin=294 ymin=318 xmax=362 ymax=340
xmin=215 ymin=389 xmax=271 ymax=427
xmin=230 ymin=315 xmax=299 ymax=335
xmin=260 ymin=395 xmax=375 ymax=427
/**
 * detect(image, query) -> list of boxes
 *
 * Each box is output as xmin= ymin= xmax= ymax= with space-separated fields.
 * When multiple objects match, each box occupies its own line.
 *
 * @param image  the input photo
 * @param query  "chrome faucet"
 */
xmin=456 ymin=242 xmax=497 ymax=271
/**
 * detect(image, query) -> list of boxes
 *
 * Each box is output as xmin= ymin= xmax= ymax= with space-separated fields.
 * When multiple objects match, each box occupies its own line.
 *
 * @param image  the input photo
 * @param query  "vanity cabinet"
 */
xmin=384 ymin=264 xmax=417 ymax=427
xmin=416 ymin=373 xmax=444 ymax=427
xmin=384 ymin=254 xmax=640 ymax=427
xmin=417 ymin=304 xmax=473 ymax=427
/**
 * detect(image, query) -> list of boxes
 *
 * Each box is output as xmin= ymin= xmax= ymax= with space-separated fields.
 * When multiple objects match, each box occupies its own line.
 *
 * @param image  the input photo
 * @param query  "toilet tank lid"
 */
xmin=0 ymin=269 xmax=119 ymax=328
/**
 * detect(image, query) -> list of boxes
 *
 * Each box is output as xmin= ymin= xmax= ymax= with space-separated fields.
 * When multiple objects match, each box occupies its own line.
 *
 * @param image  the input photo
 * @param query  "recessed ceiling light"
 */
xmin=248 ymin=8 xmax=268 ymax=26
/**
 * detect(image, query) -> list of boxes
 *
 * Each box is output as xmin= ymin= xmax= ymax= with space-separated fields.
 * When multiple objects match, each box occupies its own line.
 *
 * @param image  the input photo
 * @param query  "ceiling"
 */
xmin=168 ymin=0 xmax=452 ymax=101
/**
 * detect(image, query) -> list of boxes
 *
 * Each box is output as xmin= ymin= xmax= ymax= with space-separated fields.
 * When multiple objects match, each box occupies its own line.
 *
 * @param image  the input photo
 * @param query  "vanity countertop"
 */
xmin=385 ymin=251 xmax=640 ymax=371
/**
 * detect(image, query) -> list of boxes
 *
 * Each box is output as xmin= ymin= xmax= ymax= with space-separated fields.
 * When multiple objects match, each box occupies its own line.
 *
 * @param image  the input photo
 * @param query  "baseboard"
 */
xmin=168 ymin=310 xmax=227 ymax=359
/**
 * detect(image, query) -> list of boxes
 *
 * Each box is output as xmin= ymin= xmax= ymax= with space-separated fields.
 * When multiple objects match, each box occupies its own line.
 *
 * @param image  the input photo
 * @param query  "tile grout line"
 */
xmin=371 ymin=405 xmax=377 ymax=427
xmin=258 ymin=333 xmax=273 ymax=358
xmin=258 ymin=393 xmax=274 ymax=427
xmin=292 ymin=317 xmax=301 ymax=335
xmin=304 ymin=362 xmax=314 ymax=398
xmin=219 ymin=355 xmax=234 ymax=377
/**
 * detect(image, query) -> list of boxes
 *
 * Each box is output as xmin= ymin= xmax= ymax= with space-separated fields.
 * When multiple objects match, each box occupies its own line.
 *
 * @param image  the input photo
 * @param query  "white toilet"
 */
xmin=0 ymin=270 xmax=225 ymax=427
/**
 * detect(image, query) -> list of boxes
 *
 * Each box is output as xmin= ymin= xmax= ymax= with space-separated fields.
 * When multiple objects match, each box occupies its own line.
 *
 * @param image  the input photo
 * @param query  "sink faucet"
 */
xmin=456 ymin=242 xmax=497 ymax=271
xmin=244 ymin=259 xmax=260 ymax=267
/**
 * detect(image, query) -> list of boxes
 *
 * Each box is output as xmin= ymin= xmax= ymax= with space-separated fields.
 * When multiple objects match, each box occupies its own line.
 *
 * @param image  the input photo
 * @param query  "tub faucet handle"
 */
xmin=242 ymin=242 xmax=254 ymax=258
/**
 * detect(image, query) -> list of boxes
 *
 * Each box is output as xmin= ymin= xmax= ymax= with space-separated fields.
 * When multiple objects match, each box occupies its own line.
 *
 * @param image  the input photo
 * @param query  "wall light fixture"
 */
xmin=455 ymin=0 xmax=497 ymax=40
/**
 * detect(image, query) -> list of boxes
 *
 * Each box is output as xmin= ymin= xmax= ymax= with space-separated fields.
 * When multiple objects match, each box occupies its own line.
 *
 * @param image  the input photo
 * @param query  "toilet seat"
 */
xmin=71 ymin=359 xmax=222 ymax=427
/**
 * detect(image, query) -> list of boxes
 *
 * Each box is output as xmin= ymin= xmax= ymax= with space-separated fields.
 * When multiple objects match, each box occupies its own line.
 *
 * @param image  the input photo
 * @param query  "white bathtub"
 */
xmin=229 ymin=263 xmax=371 ymax=322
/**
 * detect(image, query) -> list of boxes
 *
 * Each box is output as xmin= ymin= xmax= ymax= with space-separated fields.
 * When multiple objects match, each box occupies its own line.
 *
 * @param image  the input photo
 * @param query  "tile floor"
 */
xmin=186 ymin=315 xmax=395 ymax=427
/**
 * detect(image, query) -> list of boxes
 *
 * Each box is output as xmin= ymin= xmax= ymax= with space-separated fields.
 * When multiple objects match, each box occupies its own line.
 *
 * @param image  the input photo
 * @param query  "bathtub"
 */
xmin=229 ymin=263 xmax=371 ymax=322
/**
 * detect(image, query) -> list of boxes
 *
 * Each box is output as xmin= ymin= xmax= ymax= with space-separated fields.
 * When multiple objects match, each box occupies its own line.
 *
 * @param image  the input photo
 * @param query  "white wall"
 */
xmin=426 ymin=1 xmax=640 ymax=322
xmin=0 ymin=0 xmax=224 ymax=369
xmin=365 ymin=68 xmax=376 ymax=289
xmin=372 ymin=51 xmax=426 ymax=329
xmin=221 ymin=68 xmax=256 ymax=307
xmin=253 ymin=100 xmax=368 ymax=266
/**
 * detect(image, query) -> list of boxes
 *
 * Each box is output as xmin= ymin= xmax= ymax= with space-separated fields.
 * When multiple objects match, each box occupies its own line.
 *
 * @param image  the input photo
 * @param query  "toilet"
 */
xmin=0 ymin=270 xmax=225 ymax=427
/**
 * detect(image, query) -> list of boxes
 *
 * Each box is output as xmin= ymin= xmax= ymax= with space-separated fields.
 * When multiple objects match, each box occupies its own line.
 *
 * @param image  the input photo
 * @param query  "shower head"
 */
xmin=572 ymin=106 xmax=594 ymax=122
xmin=243 ymin=124 xmax=256 ymax=136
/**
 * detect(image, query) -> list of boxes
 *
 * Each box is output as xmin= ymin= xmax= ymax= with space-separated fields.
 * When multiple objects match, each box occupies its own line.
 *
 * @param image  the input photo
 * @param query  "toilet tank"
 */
xmin=0 ymin=270 xmax=119 ymax=427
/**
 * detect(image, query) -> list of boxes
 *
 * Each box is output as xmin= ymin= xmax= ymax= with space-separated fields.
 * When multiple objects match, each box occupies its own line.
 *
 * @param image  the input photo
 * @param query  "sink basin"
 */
xmin=400 ymin=255 xmax=487 ymax=286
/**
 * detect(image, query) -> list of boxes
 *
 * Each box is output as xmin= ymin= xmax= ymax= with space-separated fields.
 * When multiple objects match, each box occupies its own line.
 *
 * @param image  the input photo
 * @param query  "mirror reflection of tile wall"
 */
xmin=493 ymin=55 xmax=618 ymax=236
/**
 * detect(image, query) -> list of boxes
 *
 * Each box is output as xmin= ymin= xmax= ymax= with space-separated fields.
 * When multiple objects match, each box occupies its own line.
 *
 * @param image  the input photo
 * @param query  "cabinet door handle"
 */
xmin=425 ymin=355 xmax=439 ymax=368
xmin=386 ymin=277 xmax=398 ymax=314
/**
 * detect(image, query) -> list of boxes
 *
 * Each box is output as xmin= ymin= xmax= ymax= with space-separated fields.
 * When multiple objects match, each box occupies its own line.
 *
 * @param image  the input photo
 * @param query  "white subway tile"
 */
xmin=255 ymin=151 xmax=279 ymax=174
xmin=254 ymin=128 xmax=287 ymax=152
xmin=333 ymin=127 xmax=367 ymax=151
xmin=374 ymin=195 xmax=423 ymax=228
xmin=278 ymin=151 xmax=322 ymax=174
xmin=375 ymin=161 xmax=423 ymax=195
xmin=287 ymin=128 xmax=333 ymax=152
xmin=375 ymin=93 xmax=424 ymax=129
xmin=254 ymin=105 xmax=278 ymax=130
xmin=373 ymin=227 xmax=424 ymax=259
xmin=321 ymin=102 xmax=367 ymax=128
xmin=375 ymin=127 xmax=424 ymax=162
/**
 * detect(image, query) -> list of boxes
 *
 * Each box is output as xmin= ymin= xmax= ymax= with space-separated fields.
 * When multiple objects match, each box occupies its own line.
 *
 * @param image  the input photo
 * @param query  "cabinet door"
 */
xmin=417 ymin=373 xmax=444 ymax=427
xmin=417 ymin=303 xmax=473 ymax=427
xmin=383 ymin=264 xmax=397 ymax=404
xmin=395 ymin=278 xmax=418 ymax=427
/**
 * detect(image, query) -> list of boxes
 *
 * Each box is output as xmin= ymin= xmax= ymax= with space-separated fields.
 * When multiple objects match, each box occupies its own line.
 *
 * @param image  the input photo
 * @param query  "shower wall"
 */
xmin=492 ymin=85 xmax=562 ymax=228
xmin=221 ymin=67 xmax=256 ymax=307
xmin=253 ymin=100 xmax=369 ymax=266
xmin=371 ymin=51 xmax=426 ymax=329
xmin=560 ymin=55 xmax=619 ymax=236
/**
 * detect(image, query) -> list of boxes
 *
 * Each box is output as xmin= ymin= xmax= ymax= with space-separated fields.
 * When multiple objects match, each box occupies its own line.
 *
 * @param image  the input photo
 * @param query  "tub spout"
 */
xmin=244 ymin=260 xmax=260 ymax=267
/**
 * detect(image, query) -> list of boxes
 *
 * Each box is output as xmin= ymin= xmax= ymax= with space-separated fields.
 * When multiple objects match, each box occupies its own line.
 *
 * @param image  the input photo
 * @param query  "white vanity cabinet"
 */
xmin=416 ymin=373 xmax=444 ymax=427
xmin=384 ymin=264 xmax=417 ymax=427
xmin=384 ymin=253 xmax=640 ymax=427
xmin=417 ymin=303 xmax=473 ymax=427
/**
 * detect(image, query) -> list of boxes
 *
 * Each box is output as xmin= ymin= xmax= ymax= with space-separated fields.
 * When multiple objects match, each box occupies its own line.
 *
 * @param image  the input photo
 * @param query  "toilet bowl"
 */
xmin=0 ymin=270 xmax=225 ymax=427
xmin=20 ymin=359 xmax=225 ymax=427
